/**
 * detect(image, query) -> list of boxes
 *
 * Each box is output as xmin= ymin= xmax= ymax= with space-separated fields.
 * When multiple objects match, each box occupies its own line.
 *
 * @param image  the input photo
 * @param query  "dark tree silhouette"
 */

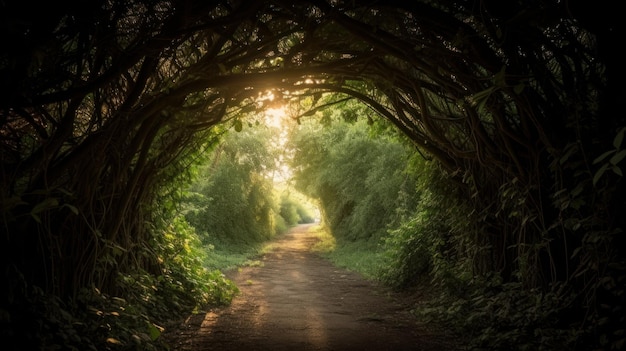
xmin=1 ymin=0 xmax=624 ymax=349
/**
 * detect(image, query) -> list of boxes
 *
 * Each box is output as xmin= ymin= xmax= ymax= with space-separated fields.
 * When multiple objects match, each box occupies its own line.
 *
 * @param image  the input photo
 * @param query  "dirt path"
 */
xmin=166 ymin=224 xmax=458 ymax=351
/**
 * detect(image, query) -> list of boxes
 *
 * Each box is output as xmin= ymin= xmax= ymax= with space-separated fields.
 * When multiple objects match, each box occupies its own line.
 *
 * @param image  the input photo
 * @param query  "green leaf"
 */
xmin=147 ymin=322 xmax=162 ymax=341
xmin=62 ymin=204 xmax=79 ymax=215
xmin=234 ymin=119 xmax=243 ymax=132
xmin=593 ymin=150 xmax=614 ymax=164
xmin=559 ymin=144 xmax=578 ymax=165
xmin=110 ymin=244 xmax=125 ymax=257
xmin=30 ymin=198 xmax=59 ymax=221
xmin=570 ymin=183 xmax=584 ymax=197
xmin=31 ymin=198 xmax=59 ymax=214
xmin=609 ymin=150 xmax=626 ymax=165
xmin=593 ymin=163 xmax=609 ymax=185
xmin=493 ymin=66 xmax=507 ymax=87
xmin=612 ymin=166 xmax=623 ymax=177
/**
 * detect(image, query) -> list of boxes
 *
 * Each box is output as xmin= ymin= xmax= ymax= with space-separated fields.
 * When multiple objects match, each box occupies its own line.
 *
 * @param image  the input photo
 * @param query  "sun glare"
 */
xmin=265 ymin=106 xmax=289 ymax=129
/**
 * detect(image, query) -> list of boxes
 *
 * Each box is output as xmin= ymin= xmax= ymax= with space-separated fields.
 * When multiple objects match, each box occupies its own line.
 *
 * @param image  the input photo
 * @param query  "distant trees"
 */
xmin=278 ymin=192 xmax=316 ymax=226
xmin=288 ymin=101 xmax=419 ymax=243
xmin=181 ymin=124 xmax=292 ymax=247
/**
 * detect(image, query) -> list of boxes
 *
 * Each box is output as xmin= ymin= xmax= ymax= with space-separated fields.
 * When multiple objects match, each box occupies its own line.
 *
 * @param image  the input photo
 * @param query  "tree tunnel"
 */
xmin=1 ymin=0 xmax=624 ymax=349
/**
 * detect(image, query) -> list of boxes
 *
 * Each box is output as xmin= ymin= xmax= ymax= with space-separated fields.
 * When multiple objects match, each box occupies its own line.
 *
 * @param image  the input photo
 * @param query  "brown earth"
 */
xmin=165 ymin=224 xmax=461 ymax=351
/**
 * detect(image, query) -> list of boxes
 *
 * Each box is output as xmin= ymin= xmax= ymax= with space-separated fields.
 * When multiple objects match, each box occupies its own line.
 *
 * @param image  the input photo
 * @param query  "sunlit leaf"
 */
xmin=106 ymin=338 xmax=122 ymax=345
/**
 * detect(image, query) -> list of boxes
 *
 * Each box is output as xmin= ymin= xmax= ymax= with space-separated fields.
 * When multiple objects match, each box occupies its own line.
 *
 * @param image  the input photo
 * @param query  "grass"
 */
xmin=202 ymin=224 xmax=388 ymax=283
xmin=201 ymin=227 xmax=294 ymax=271
xmin=243 ymin=259 xmax=264 ymax=267
xmin=202 ymin=243 xmax=264 ymax=271
xmin=309 ymin=224 xmax=387 ymax=281
xmin=309 ymin=224 xmax=336 ymax=253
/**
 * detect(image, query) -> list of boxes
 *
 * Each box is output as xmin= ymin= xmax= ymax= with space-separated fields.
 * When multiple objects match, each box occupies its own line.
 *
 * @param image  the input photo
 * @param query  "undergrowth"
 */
xmin=3 ymin=215 xmax=240 ymax=351
xmin=309 ymin=224 xmax=388 ymax=282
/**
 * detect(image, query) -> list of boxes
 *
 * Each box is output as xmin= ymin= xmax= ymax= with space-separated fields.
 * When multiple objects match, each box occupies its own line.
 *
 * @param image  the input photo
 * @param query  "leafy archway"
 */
xmin=1 ymin=0 xmax=624 ymax=349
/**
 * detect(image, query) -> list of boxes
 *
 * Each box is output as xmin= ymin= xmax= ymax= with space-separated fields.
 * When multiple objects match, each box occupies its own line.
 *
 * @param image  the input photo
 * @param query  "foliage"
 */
xmin=182 ymin=126 xmax=285 ymax=248
xmin=288 ymin=103 xmax=419 ymax=243
xmin=309 ymin=224 xmax=384 ymax=281
xmin=1 ymin=1 xmax=624 ymax=350
xmin=378 ymin=157 xmax=581 ymax=349
xmin=153 ymin=216 xmax=240 ymax=309
xmin=309 ymin=224 xmax=337 ymax=254
xmin=279 ymin=192 xmax=316 ymax=226
xmin=382 ymin=209 xmax=437 ymax=289
xmin=1 ymin=214 xmax=238 ymax=351
xmin=379 ymin=132 xmax=626 ymax=349
xmin=279 ymin=193 xmax=303 ymax=226
xmin=179 ymin=123 xmax=322 ymax=273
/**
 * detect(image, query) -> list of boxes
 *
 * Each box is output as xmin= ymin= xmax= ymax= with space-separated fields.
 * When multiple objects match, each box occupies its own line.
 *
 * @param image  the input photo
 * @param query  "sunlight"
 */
xmin=257 ymin=90 xmax=292 ymax=130
xmin=264 ymin=106 xmax=289 ymax=129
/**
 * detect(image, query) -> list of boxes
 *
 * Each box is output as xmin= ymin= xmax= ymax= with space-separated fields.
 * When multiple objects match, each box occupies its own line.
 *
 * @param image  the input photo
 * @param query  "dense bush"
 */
xmin=182 ymin=127 xmax=283 ymax=247
xmin=289 ymin=105 xmax=419 ymax=243
xmin=2 ymin=214 xmax=239 ymax=351
xmin=278 ymin=194 xmax=301 ymax=226
xmin=279 ymin=193 xmax=316 ymax=225
xmin=289 ymin=107 xmax=619 ymax=349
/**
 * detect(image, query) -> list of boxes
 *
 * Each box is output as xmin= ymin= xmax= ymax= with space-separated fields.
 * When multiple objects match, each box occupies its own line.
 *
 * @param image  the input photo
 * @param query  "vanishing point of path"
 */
xmin=166 ymin=224 xmax=460 ymax=351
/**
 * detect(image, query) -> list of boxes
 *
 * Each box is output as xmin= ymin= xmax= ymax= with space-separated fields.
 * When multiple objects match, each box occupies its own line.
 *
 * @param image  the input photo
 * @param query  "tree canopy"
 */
xmin=1 ymin=0 xmax=624 ymax=349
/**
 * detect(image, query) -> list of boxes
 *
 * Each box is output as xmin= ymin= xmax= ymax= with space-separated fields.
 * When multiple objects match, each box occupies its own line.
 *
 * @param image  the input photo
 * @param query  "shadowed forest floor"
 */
xmin=164 ymin=224 xmax=461 ymax=351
